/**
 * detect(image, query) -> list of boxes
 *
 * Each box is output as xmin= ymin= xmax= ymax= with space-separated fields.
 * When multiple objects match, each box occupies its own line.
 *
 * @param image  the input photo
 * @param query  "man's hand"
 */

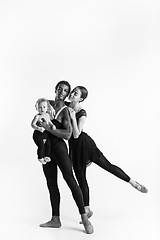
xmin=39 ymin=127 xmax=45 ymax=133
xmin=39 ymin=119 xmax=50 ymax=131
xmin=51 ymin=124 xmax=56 ymax=130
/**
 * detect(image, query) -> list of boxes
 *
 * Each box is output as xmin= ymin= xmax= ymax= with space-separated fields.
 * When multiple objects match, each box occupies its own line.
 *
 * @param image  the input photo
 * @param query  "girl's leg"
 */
xmin=44 ymin=138 xmax=51 ymax=163
xmin=44 ymin=132 xmax=51 ymax=159
xmin=92 ymin=154 xmax=130 ymax=182
xmin=33 ymin=130 xmax=45 ymax=160
xmin=45 ymin=138 xmax=51 ymax=157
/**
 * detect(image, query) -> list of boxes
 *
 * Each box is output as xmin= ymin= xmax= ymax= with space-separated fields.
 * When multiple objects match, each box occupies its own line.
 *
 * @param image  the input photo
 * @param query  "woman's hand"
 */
xmin=68 ymin=107 xmax=76 ymax=120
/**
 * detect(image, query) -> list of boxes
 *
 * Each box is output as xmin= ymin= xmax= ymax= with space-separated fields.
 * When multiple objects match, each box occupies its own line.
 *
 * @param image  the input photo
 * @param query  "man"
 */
xmin=38 ymin=80 xmax=94 ymax=234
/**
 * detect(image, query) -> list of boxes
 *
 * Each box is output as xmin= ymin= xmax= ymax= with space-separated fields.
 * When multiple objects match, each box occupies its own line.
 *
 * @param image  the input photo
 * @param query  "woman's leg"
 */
xmin=92 ymin=154 xmax=130 ymax=182
xmin=74 ymin=166 xmax=93 ymax=220
xmin=74 ymin=166 xmax=89 ymax=206
xmin=92 ymin=154 xmax=148 ymax=193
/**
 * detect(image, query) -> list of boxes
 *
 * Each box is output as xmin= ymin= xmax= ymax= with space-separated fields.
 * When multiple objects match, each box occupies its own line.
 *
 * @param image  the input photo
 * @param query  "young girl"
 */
xmin=67 ymin=86 xmax=148 ymax=219
xmin=31 ymin=98 xmax=56 ymax=164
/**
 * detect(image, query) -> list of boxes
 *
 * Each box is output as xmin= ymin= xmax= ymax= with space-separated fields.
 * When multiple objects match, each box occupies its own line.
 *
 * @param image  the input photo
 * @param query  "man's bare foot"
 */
xmin=39 ymin=216 xmax=61 ymax=228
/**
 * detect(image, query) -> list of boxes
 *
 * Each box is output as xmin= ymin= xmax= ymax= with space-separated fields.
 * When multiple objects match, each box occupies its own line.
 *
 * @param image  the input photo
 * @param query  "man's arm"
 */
xmin=40 ymin=108 xmax=72 ymax=140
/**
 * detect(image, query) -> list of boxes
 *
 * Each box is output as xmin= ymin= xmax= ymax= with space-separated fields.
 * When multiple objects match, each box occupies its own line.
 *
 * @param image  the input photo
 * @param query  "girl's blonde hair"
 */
xmin=35 ymin=98 xmax=54 ymax=118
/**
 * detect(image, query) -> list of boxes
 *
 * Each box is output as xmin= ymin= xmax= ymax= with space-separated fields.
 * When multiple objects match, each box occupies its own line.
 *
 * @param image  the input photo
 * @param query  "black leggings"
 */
xmin=33 ymin=130 xmax=51 ymax=159
xmin=42 ymin=140 xmax=85 ymax=216
xmin=73 ymin=154 xmax=130 ymax=206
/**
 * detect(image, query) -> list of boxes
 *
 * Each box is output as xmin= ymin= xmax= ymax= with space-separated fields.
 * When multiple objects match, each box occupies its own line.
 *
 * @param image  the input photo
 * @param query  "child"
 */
xmin=31 ymin=98 xmax=56 ymax=164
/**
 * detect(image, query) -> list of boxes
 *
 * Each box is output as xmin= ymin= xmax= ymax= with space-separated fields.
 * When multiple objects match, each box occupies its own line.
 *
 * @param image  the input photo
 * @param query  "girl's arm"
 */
xmin=68 ymin=108 xmax=86 ymax=138
xmin=40 ymin=108 xmax=72 ymax=140
xmin=31 ymin=115 xmax=44 ymax=132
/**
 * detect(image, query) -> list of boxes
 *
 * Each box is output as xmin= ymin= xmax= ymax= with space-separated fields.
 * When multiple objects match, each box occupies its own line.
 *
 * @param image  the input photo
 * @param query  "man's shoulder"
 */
xmin=64 ymin=101 xmax=70 ymax=106
xmin=49 ymin=100 xmax=54 ymax=107
xmin=60 ymin=105 xmax=70 ymax=121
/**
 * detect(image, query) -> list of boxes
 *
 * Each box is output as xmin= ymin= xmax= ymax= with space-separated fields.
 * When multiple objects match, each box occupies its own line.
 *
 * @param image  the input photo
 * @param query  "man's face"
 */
xmin=55 ymin=84 xmax=70 ymax=101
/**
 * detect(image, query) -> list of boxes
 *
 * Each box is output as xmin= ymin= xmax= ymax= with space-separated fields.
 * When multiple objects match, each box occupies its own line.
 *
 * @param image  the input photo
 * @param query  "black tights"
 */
xmin=74 ymin=154 xmax=130 ymax=206
xmin=33 ymin=130 xmax=51 ymax=159
xmin=42 ymin=140 xmax=85 ymax=216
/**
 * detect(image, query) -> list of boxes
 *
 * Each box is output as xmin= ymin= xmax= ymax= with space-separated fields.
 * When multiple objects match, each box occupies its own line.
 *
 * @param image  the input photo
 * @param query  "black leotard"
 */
xmin=69 ymin=109 xmax=103 ymax=169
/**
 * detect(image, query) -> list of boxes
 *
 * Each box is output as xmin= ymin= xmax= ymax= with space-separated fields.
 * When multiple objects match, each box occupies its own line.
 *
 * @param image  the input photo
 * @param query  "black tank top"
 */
xmin=49 ymin=106 xmax=67 ymax=147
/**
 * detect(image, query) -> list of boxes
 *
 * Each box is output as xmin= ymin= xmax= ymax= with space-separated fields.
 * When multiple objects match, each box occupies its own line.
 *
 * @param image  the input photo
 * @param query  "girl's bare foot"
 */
xmin=38 ymin=158 xmax=46 ymax=164
xmin=44 ymin=157 xmax=51 ymax=162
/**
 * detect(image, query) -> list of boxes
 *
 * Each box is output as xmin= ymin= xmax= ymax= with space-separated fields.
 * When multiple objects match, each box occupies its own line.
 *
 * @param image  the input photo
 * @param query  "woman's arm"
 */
xmin=68 ymin=108 xmax=86 ymax=138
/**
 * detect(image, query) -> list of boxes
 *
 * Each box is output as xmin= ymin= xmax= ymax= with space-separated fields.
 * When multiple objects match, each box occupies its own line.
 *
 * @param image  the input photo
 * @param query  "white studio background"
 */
xmin=0 ymin=0 xmax=159 ymax=240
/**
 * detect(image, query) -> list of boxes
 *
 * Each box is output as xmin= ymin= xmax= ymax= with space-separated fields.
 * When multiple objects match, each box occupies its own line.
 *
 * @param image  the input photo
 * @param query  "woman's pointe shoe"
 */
xmin=87 ymin=210 xmax=93 ymax=218
xmin=132 ymin=182 xmax=148 ymax=193
xmin=82 ymin=220 xmax=94 ymax=234
xmin=79 ymin=210 xmax=93 ymax=224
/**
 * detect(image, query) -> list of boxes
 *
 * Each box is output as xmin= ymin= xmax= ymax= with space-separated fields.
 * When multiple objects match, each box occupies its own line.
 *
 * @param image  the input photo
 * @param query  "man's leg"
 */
xmin=54 ymin=141 xmax=85 ymax=214
xmin=40 ymin=159 xmax=61 ymax=228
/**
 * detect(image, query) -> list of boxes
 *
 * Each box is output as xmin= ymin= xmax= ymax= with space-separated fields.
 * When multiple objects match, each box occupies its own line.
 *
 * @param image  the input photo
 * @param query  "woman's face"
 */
xmin=69 ymin=87 xmax=82 ymax=102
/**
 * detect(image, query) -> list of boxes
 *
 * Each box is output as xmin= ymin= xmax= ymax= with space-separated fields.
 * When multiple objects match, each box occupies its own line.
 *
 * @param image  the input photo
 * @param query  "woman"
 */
xmin=67 ymin=86 xmax=148 ymax=218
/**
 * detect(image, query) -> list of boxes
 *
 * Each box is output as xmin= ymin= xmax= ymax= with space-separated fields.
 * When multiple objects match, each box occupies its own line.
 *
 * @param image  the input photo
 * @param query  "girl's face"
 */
xmin=38 ymin=101 xmax=48 ymax=114
xmin=69 ymin=87 xmax=82 ymax=103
